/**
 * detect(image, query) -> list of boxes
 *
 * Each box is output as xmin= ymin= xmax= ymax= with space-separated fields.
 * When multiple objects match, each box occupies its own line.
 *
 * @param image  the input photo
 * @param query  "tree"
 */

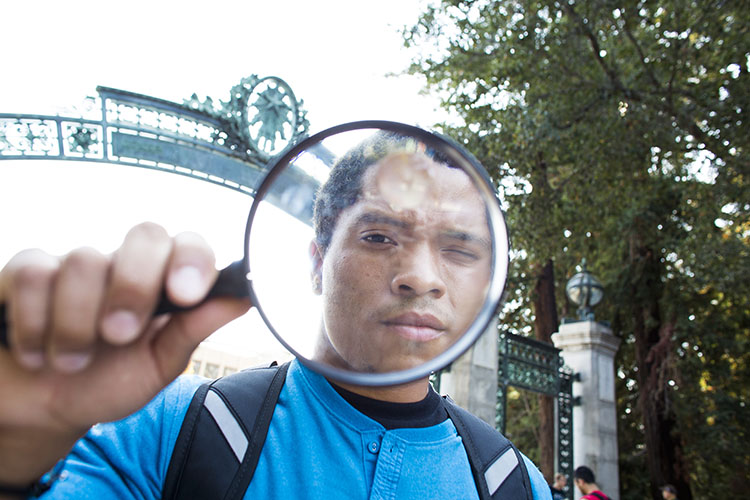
xmin=404 ymin=0 xmax=749 ymax=497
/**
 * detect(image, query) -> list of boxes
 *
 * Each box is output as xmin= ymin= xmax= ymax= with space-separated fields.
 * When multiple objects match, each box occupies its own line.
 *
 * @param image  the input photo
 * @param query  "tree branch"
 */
xmin=563 ymin=3 xmax=629 ymax=96
xmin=620 ymin=8 xmax=662 ymax=91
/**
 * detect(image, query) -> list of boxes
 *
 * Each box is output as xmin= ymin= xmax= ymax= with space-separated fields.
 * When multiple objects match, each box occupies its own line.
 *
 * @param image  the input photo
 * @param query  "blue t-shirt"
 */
xmin=44 ymin=360 xmax=551 ymax=499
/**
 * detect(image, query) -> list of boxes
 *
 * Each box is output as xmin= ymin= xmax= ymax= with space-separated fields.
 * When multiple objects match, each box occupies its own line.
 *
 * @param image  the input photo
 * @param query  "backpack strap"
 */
xmin=443 ymin=396 xmax=533 ymax=500
xmin=162 ymin=361 xmax=290 ymax=500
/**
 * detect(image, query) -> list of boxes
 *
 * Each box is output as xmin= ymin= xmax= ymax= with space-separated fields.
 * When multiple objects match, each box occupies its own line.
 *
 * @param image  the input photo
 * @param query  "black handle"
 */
xmin=0 ymin=260 xmax=249 ymax=349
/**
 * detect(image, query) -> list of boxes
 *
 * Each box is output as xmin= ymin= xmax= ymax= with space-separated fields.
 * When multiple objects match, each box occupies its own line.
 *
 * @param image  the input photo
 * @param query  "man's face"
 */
xmin=312 ymin=152 xmax=492 ymax=373
xmin=575 ymin=479 xmax=584 ymax=493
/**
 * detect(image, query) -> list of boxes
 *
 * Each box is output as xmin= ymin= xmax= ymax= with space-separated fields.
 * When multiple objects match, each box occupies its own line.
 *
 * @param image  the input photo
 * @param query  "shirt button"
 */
xmin=368 ymin=441 xmax=380 ymax=454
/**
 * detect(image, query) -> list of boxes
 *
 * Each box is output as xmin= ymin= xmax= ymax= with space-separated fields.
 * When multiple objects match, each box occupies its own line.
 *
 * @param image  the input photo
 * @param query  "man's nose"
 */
xmin=390 ymin=244 xmax=446 ymax=298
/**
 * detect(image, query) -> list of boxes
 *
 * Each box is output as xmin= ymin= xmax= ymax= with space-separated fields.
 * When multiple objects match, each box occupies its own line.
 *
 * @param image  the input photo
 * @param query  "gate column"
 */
xmin=552 ymin=320 xmax=620 ymax=500
xmin=439 ymin=318 xmax=498 ymax=426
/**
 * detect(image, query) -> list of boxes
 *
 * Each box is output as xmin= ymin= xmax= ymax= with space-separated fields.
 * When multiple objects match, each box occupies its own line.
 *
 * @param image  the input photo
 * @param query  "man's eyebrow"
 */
xmin=355 ymin=211 xmax=411 ymax=229
xmin=355 ymin=211 xmax=492 ymax=250
xmin=442 ymin=230 xmax=492 ymax=250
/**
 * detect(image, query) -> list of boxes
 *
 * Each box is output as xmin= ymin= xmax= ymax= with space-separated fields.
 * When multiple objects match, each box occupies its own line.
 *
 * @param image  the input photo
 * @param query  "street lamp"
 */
xmin=565 ymin=258 xmax=604 ymax=321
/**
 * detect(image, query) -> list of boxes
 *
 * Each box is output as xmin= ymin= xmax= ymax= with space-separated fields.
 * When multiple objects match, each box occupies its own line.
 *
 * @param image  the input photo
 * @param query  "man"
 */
xmin=660 ymin=484 xmax=677 ymax=500
xmin=0 ymin=134 xmax=551 ymax=498
xmin=550 ymin=472 xmax=567 ymax=500
xmin=573 ymin=466 xmax=611 ymax=500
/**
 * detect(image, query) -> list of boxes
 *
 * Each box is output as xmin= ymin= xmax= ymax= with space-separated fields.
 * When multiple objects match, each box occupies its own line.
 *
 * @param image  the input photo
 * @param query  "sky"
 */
xmin=0 ymin=0 xmax=441 ymax=126
xmin=0 ymin=0 xmax=447 ymax=355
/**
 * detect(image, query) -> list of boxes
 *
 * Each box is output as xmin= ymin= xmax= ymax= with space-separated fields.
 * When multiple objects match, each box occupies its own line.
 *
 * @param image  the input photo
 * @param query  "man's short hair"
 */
xmin=312 ymin=134 xmax=386 ymax=252
xmin=661 ymin=484 xmax=677 ymax=494
xmin=574 ymin=465 xmax=596 ymax=484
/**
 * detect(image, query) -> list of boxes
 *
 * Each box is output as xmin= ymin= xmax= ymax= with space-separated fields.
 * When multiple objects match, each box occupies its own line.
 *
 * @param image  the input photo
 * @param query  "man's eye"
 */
xmin=443 ymin=248 xmax=480 ymax=262
xmin=362 ymin=233 xmax=395 ymax=245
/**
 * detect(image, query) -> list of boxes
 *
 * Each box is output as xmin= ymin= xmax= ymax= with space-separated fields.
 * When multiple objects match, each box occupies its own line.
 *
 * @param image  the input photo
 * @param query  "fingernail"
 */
xmin=18 ymin=350 xmax=45 ymax=370
xmin=53 ymin=352 xmax=91 ymax=373
xmin=101 ymin=310 xmax=140 ymax=344
xmin=169 ymin=266 xmax=205 ymax=303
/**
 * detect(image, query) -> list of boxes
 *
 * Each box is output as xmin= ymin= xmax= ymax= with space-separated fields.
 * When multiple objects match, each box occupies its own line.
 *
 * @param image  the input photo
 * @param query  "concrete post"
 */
xmin=552 ymin=320 xmax=621 ymax=500
xmin=439 ymin=319 xmax=498 ymax=426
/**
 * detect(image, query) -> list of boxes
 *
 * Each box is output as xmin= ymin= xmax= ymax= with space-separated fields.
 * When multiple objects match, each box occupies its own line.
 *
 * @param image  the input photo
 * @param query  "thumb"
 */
xmin=150 ymin=297 xmax=251 ymax=381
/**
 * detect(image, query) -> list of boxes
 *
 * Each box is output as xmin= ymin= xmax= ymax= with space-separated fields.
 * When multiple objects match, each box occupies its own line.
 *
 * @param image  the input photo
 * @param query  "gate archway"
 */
xmin=0 ymin=75 xmax=315 ymax=221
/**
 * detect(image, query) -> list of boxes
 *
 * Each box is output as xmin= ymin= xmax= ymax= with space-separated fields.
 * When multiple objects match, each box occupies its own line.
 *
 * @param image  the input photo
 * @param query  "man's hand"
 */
xmin=0 ymin=222 xmax=250 ymax=487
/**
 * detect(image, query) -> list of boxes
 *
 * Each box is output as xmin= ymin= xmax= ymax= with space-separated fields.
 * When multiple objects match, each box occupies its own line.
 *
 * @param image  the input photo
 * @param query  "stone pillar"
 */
xmin=439 ymin=318 xmax=498 ymax=426
xmin=552 ymin=321 xmax=621 ymax=500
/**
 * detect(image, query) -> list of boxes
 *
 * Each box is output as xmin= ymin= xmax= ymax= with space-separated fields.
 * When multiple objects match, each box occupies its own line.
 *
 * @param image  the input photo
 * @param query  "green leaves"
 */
xmin=406 ymin=0 xmax=750 ymax=496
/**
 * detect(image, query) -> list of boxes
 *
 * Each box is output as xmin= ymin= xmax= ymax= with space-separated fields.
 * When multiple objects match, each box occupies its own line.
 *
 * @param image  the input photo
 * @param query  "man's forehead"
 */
xmin=359 ymin=153 xmax=485 ymax=210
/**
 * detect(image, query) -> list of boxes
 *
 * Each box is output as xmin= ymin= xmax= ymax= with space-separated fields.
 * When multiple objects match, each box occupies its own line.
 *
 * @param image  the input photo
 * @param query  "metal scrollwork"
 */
xmin=0 ymin=119 xmax=58 ymax=156
xmin=499 ymin=332 xmax=560 ymax=397
xmin=557 ymin=364 xmax=575 ymax=498
xmin=68 ymin=125 xmax=98 ymax=154
xmin=184 ymin=75 xmax=308 ymax=161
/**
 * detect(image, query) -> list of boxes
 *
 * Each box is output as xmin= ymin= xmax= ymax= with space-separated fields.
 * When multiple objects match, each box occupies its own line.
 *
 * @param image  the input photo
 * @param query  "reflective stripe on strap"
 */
xmin=484 ymin=447 xmax=519 ymax=495
xmin=204 ymin=389 xmax=248 ymax=462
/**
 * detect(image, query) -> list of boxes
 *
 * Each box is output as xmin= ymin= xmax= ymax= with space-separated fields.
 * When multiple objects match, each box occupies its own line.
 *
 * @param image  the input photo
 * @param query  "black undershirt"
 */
xmin=331 ymin=383 xmax=449 ymax=430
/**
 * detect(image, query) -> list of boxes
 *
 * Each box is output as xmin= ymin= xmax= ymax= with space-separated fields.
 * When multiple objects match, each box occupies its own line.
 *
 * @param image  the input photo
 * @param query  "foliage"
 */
xmin=504 ymin=387 xmax=543 ymax=466
xmin=404 ymin=0 xmax=749 ymax=497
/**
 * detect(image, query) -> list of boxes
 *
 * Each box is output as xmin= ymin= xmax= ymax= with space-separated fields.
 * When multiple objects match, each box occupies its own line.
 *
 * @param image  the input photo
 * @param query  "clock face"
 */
xmin=246 ymin=78 xmax=297 ymax=157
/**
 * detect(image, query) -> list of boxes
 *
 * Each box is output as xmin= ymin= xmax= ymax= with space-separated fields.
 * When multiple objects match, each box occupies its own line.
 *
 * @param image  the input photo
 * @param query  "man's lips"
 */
xmin=382 ymin=312 xmax=446 ymax=341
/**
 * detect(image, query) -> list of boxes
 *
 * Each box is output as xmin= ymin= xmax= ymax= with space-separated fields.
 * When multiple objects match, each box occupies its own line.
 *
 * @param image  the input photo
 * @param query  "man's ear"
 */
xmin=309 ymin=240 xmax=324 ymax=295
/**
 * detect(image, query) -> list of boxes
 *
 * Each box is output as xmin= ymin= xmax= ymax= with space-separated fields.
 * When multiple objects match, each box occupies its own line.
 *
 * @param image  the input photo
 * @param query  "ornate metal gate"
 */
xmin=497 ymin=332 xmax=577 ymax=499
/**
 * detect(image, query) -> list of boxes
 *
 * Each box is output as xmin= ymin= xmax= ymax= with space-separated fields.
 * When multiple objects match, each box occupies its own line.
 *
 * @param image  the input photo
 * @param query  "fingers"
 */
xmin=49 ymin=247 xmax=108 ymax=372
xmin=165 ymin=231 xmax=217 ymax=306
xmin=1 ymin=223 xmax=220 ymax=373
xmin=99 ymin=223 xmax=173 ymax=345
xmin=152 ymin=231 xmax=234 ymax=380
xmin=98 ymin=226 xmax=218 ymax=346
xmin=153 ymin=233 xmax=243 ymax=380
xmin=0 ymin=249 xmax=59 ymax=370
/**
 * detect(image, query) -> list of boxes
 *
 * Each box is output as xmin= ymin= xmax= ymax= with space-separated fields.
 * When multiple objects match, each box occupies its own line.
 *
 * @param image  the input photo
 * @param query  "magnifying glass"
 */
xmin=0 ymin=120 xmax=509 ymax=387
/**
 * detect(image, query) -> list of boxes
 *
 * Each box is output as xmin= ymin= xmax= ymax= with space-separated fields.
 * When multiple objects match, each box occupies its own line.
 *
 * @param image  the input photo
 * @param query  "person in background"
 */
xmin=550 ymin=472 xmax=567 ymax=500
xmin=573 ymin=465 xmax=611 ymax=500
xmin=660 ymin=484 xmax=677 ymax=500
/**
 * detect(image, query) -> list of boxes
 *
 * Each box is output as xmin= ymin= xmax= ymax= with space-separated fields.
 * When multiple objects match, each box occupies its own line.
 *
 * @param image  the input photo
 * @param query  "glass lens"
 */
xmin=246 ymin=123 xmax=508 ymax=385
